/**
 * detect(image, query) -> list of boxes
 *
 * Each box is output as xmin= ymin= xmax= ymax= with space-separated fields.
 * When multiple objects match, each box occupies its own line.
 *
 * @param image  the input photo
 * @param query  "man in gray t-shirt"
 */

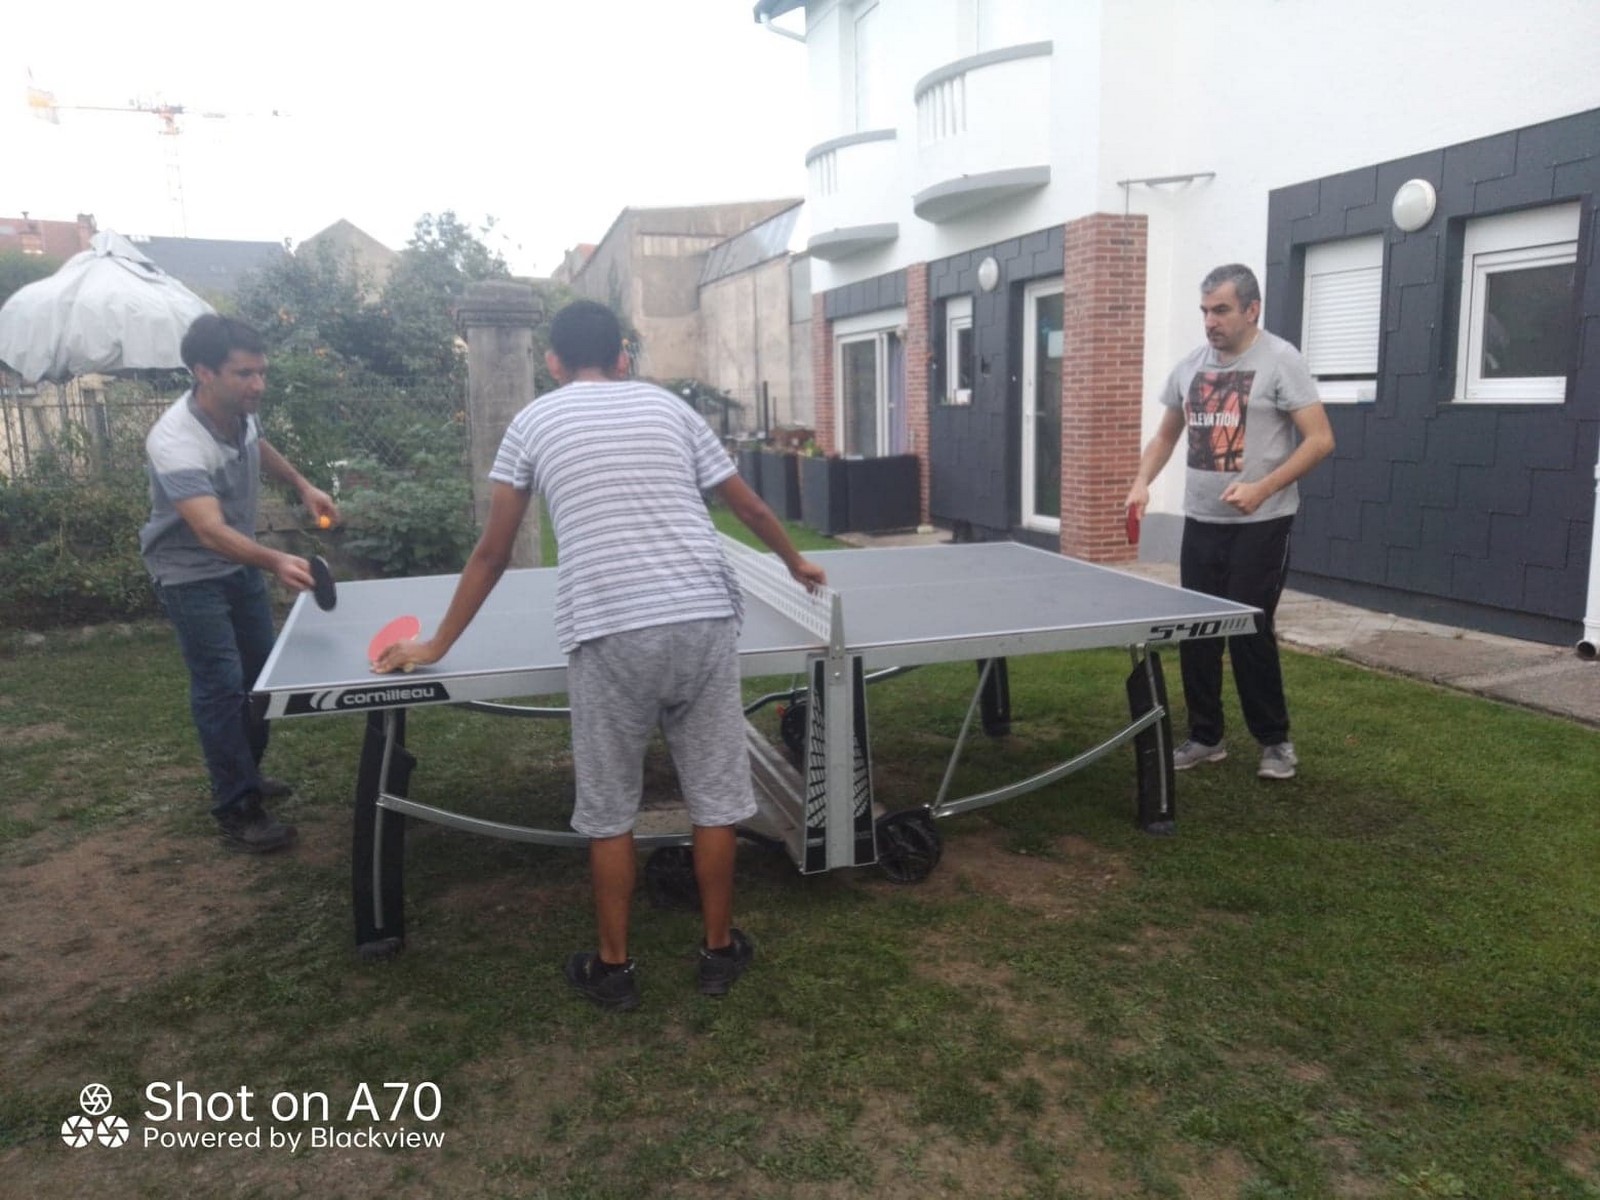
xmin=1125 ymin=264 xmax=1335 ymax=780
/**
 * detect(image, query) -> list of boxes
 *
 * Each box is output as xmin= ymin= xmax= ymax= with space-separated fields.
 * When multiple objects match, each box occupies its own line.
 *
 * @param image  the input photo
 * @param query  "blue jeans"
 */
xmin=156 ymin=568 xmax=278 ymax=817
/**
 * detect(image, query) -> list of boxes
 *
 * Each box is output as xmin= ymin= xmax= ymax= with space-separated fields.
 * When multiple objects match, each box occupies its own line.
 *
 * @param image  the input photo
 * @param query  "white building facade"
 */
xmin=755 ymin=0 xmax=1600 ymax=647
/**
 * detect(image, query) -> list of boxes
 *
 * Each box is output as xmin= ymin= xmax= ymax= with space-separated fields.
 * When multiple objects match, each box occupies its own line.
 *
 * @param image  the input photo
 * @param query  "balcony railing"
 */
xmin=802 ymin=129 xmax=899 ymax=260
xmin=911 ymin=41 xmax=1053 ymax=223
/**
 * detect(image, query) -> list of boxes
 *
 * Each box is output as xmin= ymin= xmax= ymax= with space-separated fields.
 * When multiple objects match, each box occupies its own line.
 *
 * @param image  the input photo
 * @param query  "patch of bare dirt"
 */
xmin=1561 ymin=1129 xmax=1600 ymax=1184
xmin=0 ymin=721 xmax=73 ymax=748
xmin=915 ymin=824 xmax=1133 ymax=920
xmin=0 ymin=825 xmax=273 ymax=1052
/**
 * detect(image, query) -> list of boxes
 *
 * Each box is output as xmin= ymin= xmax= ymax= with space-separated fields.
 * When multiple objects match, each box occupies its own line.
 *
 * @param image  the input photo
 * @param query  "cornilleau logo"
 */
xmin=285 ymin=682 xmax=451 ymax=714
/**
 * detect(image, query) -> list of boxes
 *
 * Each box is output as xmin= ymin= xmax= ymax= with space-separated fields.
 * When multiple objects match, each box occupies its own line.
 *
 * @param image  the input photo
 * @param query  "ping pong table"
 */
xmin=253 ymin=537 xmax=1259 ymax=958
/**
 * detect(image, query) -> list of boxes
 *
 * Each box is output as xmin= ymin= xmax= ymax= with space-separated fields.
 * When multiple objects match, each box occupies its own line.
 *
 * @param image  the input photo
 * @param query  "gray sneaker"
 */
xmin=1172 ymin=739 xmax=1227 ymax=770
xmin=1258 ymin=742 xmax=1298 ymax=780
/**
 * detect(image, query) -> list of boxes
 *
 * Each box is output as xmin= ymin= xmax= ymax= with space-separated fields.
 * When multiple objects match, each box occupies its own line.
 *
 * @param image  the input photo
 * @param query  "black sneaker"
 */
xmin=697 ymin=929 xmax=754 ymax=998
xmin=259 ymin=776 xmax=294 ymax=799
xmin=564 ymin=952 xmax=641 ymax=1012
xmin=215 ymin=794 xmax=297 ymax=854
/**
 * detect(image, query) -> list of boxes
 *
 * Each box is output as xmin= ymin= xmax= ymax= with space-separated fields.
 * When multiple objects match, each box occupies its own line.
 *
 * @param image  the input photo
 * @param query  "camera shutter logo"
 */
xmin=60 ymin=1114 xmax=96 ymax=1149
xmin=80 ymin=1083 xmax=112 ymax=1116
xmin=97 ymin=1115 xmax=130 ymax=1147
xmin=63 ymin=1083 xmax=127 ymax=1149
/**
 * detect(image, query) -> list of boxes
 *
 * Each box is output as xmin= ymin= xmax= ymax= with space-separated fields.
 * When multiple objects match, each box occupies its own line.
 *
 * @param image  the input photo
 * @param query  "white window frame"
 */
xmin=1454 ymin=203 xmax=1580 ymax=405
xmin=1302 ymin=235 xmax=1382 ymax=403
xmin=834 ymin=307 xmax=906 ymax=458
xmin=945 ymin=295 xmax=973 ymax=406
xmin=1021 ymin=278 xmax=1064 ymax=535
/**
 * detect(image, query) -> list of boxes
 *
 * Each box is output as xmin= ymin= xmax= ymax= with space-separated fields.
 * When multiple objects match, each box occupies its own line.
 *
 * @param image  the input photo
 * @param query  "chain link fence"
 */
xmin=0 ymin=369 xmax=466 ymax=489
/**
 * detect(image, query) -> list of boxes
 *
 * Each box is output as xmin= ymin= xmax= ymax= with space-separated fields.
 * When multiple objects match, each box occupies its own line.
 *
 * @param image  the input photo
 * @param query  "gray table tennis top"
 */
xmin=254 ymin=542 xmax=1258 ymax=718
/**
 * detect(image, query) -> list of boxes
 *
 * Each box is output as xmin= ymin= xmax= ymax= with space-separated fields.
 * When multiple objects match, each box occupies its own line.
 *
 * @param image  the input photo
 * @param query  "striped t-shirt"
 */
xmin=489 ymin=379 xmax=740 ymax=652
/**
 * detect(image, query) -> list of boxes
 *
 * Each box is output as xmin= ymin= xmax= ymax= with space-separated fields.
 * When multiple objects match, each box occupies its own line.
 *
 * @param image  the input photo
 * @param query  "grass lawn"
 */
xmin=2 ymin=537 xmax=1599 ymax=1198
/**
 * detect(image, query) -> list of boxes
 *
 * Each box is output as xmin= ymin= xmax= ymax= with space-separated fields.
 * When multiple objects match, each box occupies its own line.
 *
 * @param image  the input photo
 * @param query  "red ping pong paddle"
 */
xmin=368 ymin=615 xmax=422 ymax=669
xmin=308 ymin=555 xmax=337 ymax=611
xmin=1125 ymin=503 xmax=1141 ymax=546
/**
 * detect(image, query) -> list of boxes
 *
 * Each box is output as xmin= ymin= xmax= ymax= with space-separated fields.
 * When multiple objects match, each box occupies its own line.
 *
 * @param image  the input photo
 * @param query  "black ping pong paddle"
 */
xmin=308 ymin=555 xmax=337 ymax=611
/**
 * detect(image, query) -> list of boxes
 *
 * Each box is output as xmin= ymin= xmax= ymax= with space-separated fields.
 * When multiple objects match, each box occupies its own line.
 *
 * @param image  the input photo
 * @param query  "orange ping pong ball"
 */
xmin=317 ymin=514 xmax=332 ymax=529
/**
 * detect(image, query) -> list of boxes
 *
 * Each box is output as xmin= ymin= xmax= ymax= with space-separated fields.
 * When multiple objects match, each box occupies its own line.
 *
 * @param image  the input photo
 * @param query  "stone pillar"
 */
xmin=1060 ymin=213 xmax=1147 ymax=564
xmin=455 ymin=281 xmax=543 ymax=568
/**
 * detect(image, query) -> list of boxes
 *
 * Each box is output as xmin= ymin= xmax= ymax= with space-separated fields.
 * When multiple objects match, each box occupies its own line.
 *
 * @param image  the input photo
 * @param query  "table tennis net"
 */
xmin=721 ymin=534 xmax=836 ymax=644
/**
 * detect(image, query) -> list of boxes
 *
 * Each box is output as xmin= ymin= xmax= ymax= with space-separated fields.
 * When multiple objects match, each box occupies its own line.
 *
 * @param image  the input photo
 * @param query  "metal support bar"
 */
xmin=932 ymin=657 xmax=996 ymax=810
xmin=459 ymin=701 xmax=571 ymax=719
xmin=930 ymin=708 xmax=1163 ymax=820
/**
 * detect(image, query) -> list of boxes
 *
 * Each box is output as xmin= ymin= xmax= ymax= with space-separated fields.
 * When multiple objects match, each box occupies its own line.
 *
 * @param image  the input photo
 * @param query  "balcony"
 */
xmin=912 ymin=41 xmax=1053 ymax=223
xmin=803 ymin=129 xmax=900 ymax=261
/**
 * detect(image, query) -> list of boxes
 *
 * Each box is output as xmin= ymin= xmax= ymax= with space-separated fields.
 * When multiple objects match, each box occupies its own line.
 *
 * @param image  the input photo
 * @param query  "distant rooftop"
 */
xmin=130 ymin=234 xmax=287 ymax=298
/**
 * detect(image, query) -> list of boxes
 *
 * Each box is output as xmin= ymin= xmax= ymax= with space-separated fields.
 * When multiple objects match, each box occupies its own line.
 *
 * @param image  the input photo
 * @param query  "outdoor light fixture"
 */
xmin=977 ymin=256 xmax=1000 ymax=292
xmin=1391 ymin=179 xmax=1437 ymax=233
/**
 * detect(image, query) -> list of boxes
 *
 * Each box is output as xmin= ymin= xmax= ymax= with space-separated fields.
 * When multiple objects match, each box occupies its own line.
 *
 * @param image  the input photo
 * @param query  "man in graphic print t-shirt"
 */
xmin=373 ymin=300 xmax=827 ymax=1011
xmin=1124 ymin=264 xmax=1335 ymax=781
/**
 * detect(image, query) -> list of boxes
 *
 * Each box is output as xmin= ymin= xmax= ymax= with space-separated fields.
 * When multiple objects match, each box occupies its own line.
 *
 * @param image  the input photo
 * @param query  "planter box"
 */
xmin=737 ymin=447 xmax=763 ymax=494
xmin=757 ymin=450 xmax=802 ymax=521
xmin=844 ymin=455 xmax=920 ymax=533
xmin=799 ymin=455 xmax=849 ymax=536
xmin=800 ymin=453 xmax=920 ymax=535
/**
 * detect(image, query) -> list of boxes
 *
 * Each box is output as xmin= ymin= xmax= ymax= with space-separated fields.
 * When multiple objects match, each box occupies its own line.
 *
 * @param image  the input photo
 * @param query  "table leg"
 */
xmin=1127 ymin=651 xmax=1176 ymax=835
xmin=978 ymin=657 xmax=1012 ymax=737
xmin=352 ymin=708 xmax=414 ymax=957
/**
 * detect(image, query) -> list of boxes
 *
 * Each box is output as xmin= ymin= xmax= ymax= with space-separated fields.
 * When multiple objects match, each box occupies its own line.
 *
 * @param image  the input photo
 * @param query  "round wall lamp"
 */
xmin=977 ymin=256 xmax=1000 ymax=292
xmin=1391 ymin=179 xmax=1437 ymax=233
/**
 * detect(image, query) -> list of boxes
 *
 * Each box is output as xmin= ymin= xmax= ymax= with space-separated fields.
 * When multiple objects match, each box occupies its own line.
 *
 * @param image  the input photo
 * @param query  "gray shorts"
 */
xmin=567 ymin=617 xmax=756 ymax=839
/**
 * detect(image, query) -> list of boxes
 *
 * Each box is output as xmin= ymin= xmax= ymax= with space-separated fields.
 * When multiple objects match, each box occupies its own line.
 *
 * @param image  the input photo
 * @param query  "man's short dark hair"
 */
xmin=180 ymin=314 xmax=266 ymax=373
xmin=1200 ymin=264 xmax=1261 ymax=310
xmin=549 ymin=300 xmax=623 ymax=372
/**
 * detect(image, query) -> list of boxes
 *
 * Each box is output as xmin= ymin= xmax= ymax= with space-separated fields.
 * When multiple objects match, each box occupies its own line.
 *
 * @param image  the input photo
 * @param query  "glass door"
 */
xmin=1021 ymin=279 xmax=1063 ymax=532
xmin=837 ymin=326 xmax=905 ymax=457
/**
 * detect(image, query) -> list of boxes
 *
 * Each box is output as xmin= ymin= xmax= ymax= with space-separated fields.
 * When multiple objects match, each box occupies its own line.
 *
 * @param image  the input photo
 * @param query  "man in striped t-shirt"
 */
xmin=375 ymin=300 xmax=826 ymax=1010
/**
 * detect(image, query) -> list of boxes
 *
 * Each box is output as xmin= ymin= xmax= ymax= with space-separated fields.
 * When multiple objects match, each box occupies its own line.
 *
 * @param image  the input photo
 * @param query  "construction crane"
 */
xmin=25 ymin=78 xmax=282 ymax=236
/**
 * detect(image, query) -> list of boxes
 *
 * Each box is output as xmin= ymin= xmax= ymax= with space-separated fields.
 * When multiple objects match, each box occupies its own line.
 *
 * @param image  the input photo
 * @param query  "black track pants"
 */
xmin=1177 ymin=515 xmax=1294 ymax=747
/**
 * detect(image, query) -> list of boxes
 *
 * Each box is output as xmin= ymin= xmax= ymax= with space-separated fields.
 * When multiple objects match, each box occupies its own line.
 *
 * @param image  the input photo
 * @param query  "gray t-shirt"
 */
xmin=1160 ymin=329 xmax=1320 ymax=524
xmin=139 ymin=391 xmax=262 ymax=585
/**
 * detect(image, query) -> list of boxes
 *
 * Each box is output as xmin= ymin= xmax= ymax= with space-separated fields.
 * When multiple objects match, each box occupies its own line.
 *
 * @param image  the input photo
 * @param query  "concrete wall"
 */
xmin=700 ymin=255 xmax=802 ymax=431
xmin=568 ymin=201 xmax=800 ymax=382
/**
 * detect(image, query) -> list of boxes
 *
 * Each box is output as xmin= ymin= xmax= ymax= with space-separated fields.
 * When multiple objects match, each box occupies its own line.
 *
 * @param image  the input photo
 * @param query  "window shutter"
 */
xmin=1303 ymin=238 xmax=1382 ymax=377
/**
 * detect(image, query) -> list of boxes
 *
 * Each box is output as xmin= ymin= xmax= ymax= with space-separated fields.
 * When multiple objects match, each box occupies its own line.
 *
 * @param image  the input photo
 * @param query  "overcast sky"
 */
xmin=0 ymin=1 xmax=811 ymax=276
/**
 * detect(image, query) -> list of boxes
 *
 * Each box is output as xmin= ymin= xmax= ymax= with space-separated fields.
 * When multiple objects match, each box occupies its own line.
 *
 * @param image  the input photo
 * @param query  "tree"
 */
xmin=0 ymin=252 xmax=62 ymax=311
xmin=372 ymin=212 xmax=511 ymax=383
xmin=234 ymin=240 xmax=380 ymax=368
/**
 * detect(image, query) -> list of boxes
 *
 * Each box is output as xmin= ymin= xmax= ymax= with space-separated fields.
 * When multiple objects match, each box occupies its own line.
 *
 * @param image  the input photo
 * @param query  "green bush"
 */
xmin=0 ymin=470 xmax=158 ymax=629
xmin=337 ymin=440 xmax=476 ymax=578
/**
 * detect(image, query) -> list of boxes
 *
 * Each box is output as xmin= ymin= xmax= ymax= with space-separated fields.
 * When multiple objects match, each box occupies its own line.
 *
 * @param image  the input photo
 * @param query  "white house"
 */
xmin=752 ymin=0 xmax=1600 ymax=650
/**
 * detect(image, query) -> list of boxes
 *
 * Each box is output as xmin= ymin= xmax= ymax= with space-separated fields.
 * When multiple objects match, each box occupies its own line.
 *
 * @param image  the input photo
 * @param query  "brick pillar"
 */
xmin=904 ymin=262 xmax=931 ymax=525
xmin=811 ymin=292 xmax=836 ymax=453
xmin=1060 ymin=214 xmax=1147 ymax=564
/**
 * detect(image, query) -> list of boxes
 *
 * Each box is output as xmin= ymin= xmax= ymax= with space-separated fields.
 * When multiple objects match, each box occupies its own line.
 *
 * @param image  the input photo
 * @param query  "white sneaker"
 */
xmin=1258 ymin=742 xmax=1298 ymax=780
xmin=1172 ymin=739 xmax=1227 ymax=770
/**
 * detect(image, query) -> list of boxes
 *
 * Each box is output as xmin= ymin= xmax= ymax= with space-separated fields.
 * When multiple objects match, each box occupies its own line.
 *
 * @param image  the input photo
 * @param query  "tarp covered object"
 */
xmin=0 ymin=230 xmax=215 ymax=383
